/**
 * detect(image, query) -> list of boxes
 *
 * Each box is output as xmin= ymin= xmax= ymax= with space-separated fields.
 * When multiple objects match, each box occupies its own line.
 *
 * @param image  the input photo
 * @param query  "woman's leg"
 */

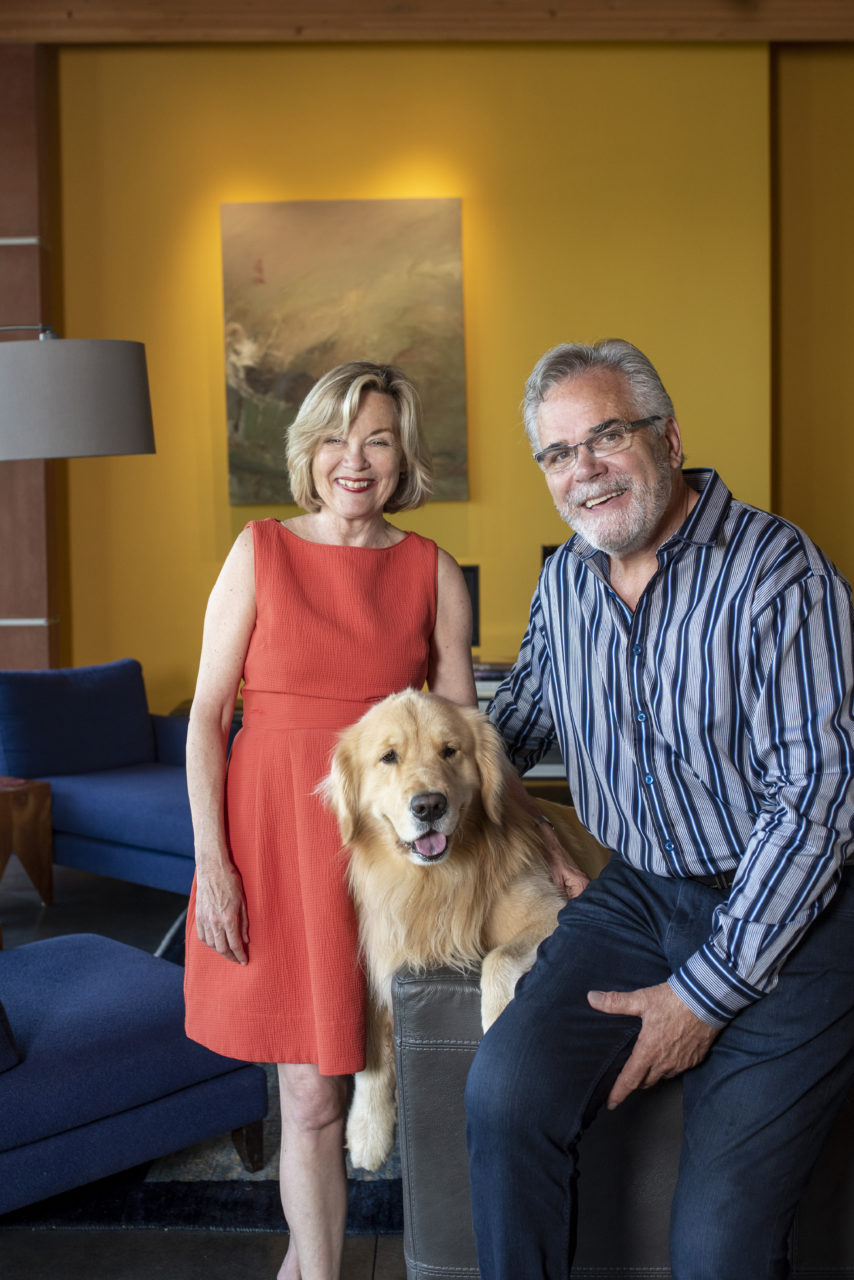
xmin=276 ymin=1062 xmax=350 ymax=1280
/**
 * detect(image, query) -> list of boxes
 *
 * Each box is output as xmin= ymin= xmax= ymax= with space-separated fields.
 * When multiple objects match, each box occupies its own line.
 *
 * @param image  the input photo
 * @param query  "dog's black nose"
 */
xmin=409 ymin=791 xmax=447 ymax=823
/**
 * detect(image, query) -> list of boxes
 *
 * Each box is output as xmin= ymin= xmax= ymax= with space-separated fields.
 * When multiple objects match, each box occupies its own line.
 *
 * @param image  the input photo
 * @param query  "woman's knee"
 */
xmin=278 ymin=1064 xmax=349 ymax=1132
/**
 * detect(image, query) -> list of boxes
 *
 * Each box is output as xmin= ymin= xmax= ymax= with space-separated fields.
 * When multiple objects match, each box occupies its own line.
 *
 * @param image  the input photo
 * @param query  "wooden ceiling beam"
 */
xmin=0 ymin=0 xmax=852 ymax=45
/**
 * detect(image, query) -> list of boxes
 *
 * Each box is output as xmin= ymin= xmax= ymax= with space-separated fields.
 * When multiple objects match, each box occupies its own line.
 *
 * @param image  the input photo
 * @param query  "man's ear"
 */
xmin=663 ymin=416 xmax=685 ymax=469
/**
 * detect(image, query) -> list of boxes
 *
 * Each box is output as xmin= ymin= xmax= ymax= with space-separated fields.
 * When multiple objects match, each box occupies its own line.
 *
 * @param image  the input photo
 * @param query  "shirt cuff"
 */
xmin=669 ymin=943 xmax=765 ymax=1027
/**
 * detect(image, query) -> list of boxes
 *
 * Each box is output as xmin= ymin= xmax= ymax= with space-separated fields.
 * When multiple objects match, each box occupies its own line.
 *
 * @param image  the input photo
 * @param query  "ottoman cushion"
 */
xmin=0 ymin=933 xmax=250 ymax=1152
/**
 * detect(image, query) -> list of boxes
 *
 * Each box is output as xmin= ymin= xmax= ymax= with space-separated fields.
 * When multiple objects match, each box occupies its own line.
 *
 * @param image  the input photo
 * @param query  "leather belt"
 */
xmin=692 ymin=870 xmax=736 ymax=891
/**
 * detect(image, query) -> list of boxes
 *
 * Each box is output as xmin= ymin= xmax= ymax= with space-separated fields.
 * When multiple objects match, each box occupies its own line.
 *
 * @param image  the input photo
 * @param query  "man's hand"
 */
xmin=539 ymin=823 xmax=590 ymax=900
xmin=587 ymin=982 xmax=720 ymax=1110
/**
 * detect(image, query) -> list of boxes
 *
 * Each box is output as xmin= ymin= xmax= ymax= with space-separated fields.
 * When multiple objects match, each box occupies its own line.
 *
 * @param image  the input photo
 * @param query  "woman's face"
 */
xmin=311 ymin=390 xmax=404 ymax=519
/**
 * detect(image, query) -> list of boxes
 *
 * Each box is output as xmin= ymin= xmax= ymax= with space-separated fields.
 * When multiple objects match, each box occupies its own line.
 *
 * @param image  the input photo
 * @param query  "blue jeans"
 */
xmin=465 ymin=860 xmax=854 ymax=1280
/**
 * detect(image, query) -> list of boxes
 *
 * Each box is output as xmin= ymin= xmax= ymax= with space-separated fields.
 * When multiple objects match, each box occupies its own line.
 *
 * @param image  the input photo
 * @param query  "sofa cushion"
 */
xmin=0 ymin=934 xmax=254 ymax=1152
xmin=152 ymin=713 xmax=189 ymax=767
xmin=47 ymin=764 xmax=194 ymax=858
xmin=0 ymin=659 xmax=156 ymax=777
xmin=0 ymin=997 xmax=21 ymax=1074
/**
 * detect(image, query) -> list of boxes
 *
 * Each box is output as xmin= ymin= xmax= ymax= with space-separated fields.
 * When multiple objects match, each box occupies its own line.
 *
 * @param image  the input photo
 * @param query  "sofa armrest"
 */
xmin=152 ymin=714 xmax=189 ymax=766
xmin=392 ymin=965 xmax=682 ymax=1279
xmin=154 ymin=711 xmax=242 ymax=767
xmin=392 ymin=967 xmax=491 ymax=1280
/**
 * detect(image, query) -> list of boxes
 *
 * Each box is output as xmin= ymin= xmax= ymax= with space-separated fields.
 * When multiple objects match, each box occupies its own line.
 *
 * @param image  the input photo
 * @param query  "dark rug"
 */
xmin=0 ymin=1162 xmax=402 ymax=1234
xmin=1 ymin=912 xmax=403 ymax=1235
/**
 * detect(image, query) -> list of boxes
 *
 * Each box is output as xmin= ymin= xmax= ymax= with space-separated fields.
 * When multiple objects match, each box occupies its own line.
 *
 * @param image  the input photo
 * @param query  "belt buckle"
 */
xmin=695 ymin=869 xmax=735 ymax=891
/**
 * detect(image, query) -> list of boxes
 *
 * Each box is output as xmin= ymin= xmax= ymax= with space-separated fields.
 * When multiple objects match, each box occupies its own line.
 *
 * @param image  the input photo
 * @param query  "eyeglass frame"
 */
xmin=533 ymin=416 xmax=662 ymax=474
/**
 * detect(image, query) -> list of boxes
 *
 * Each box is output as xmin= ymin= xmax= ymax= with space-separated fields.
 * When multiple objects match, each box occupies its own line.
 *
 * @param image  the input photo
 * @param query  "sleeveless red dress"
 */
xmin=184 ymin=519 xmax=438 ymax=1074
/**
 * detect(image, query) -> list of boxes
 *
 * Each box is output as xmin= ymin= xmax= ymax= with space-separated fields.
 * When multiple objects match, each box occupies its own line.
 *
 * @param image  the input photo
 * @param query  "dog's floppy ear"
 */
xmin=319 ymin=732 xmax=361 ymax=845
xmin=470 ymin=710 xmax=508 ymax=826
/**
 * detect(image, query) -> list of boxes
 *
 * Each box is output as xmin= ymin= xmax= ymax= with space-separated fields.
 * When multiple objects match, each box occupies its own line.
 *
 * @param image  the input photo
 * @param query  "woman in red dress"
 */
xmin=183 ymin=362 xmax=477 ymax=1279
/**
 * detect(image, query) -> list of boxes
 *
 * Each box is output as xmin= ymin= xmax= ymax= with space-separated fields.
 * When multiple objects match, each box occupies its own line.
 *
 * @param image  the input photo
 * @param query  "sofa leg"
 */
xmin=232 ymin=1118 xmax=265 ymax=1172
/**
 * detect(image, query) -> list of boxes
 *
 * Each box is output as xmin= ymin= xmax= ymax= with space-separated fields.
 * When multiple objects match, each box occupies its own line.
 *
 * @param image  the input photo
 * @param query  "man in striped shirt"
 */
xmin=465 ymin=339 xmax=854 ymax=1279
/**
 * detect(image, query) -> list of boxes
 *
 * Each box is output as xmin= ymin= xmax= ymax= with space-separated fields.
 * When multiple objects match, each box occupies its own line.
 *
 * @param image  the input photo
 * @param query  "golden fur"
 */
xmin=322 ymin=688 xmax=610 ymax=1170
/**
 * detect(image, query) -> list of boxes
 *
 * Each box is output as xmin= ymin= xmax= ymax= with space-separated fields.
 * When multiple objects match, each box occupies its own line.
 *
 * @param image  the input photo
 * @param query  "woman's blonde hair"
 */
xmin=286 ymin=361 xmax=433 ymax=514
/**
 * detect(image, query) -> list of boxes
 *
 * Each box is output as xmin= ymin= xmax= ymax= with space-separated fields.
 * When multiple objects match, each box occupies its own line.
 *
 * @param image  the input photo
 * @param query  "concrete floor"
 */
xmin=1 ymin=1229 xmax=406 ymax=1280
xmin=0 ymin=857 xmax=407 ymax=1280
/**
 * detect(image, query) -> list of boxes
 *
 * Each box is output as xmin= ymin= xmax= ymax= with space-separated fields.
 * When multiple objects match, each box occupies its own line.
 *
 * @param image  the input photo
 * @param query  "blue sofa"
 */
xmin=0 ymin=659 xmax=198 ymax=895
xmin=0 ymin=932 xmax=267 ymax=1215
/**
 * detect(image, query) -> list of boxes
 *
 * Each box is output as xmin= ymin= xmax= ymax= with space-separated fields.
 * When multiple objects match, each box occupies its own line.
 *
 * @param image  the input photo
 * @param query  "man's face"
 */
xmin=536 ymin=369 xmax=684 ymax=560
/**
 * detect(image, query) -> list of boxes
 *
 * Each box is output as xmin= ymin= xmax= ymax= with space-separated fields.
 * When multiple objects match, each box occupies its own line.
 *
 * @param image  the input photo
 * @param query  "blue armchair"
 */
xmin=0 ymin=659 xmax=198 ymax=894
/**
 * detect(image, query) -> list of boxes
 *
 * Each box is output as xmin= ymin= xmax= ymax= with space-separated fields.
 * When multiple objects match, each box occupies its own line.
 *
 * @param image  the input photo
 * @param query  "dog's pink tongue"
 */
xmin=414 ymin=832 xmax=447 ymax=858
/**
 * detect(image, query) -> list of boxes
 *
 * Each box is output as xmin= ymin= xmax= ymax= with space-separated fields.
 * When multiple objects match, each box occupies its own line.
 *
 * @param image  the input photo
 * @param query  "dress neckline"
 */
xmin=276 ymin=520 xmax=413 ymax=551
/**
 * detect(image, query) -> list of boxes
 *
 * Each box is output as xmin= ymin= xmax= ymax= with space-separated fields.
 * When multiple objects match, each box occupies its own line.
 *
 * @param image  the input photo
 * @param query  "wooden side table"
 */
xmin=0 ymin=777 xmax=53 ymax=905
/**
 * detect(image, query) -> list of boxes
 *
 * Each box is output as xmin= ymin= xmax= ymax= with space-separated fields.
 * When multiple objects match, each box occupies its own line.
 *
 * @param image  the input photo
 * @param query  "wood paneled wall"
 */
xmin=0 ymin=45 xmax=63 ymax=669
xmin=0 ymin=0 xmax=852 ymax=43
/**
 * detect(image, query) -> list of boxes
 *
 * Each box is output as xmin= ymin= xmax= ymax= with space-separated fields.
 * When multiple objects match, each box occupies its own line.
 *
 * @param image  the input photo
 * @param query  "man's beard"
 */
xmin=558 ymin=462 xmax=674 ymax=556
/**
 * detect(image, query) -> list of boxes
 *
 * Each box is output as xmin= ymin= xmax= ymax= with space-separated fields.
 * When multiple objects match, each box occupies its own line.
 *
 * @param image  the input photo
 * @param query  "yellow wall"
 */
xmin=58 ymin=43 xmax=771 ymax=711
xmin=774 ymin=45 xmax=854 ymax=585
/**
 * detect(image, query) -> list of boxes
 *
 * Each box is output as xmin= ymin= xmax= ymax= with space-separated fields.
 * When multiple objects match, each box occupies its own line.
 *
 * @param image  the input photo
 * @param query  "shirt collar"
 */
xmin=568 ymin=468 xmax=731 ymax=567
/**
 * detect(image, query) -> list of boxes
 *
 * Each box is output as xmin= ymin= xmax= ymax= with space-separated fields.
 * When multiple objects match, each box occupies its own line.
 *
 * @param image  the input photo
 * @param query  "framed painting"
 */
xmin=221 ymin=198 xmax=468 ymax=504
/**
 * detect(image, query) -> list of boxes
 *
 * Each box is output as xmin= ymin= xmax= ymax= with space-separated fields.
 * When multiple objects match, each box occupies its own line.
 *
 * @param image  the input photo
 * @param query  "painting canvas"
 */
xmin=221 ymin=199 xmax=468 ymax=505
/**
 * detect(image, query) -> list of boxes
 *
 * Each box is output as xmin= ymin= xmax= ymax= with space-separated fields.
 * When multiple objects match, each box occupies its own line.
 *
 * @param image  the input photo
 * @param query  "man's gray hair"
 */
xmin=522 ymin=339 xmax=675 ymax=450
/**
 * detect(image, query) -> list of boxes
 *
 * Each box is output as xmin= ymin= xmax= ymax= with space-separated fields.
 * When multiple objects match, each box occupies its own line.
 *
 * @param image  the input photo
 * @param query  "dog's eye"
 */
xmin=380 ymin=750 xmax=398 ymax=765
xmin=440 ymin=746 xmax=457 ymax=760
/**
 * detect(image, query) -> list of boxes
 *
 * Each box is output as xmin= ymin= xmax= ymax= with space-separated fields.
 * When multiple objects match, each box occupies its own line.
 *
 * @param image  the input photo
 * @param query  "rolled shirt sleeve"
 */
xmin=670 ymin=574 xmax=854 ymax=1025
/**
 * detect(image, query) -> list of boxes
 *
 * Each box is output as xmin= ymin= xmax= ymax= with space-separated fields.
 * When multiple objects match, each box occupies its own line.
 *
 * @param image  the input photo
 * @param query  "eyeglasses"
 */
xmin=533 ymin=416 xmax=661 ymax=475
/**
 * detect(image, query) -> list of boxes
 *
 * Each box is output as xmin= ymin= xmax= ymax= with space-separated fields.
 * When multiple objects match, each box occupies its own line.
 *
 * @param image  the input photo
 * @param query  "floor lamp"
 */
xmin=0 ymin=327 xmax=156 ymax=460
xmin=0 ymin=327 xmax=156 ymax=667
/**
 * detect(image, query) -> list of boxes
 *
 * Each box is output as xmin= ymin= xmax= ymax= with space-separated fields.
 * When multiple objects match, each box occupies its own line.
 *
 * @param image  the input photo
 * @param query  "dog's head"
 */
xmin=322 ymin=690 xmax=507 ymax=866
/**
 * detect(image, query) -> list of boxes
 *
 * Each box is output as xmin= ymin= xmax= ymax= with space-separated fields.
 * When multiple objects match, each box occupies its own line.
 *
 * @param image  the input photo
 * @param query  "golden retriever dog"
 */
xmin=321 ymin=688 xmax=610 ymax=1171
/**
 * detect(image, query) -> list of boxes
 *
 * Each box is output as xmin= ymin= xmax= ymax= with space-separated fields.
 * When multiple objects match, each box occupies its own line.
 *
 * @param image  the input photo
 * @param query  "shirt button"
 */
xmin=664 ymin=841 xmax=675 ymax=851
xmin=632 ymin=645 xmax=642 ymax=655
xmin=637 ymin=712 xmax=646 ymax=722
xmin=645 ymin=774 xmax=654 ymax=784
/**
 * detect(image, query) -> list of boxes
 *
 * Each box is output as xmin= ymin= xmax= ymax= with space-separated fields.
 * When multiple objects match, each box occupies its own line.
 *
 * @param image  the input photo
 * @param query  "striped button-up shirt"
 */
xmin=491 ymin=469 xmax=854 ymax=1025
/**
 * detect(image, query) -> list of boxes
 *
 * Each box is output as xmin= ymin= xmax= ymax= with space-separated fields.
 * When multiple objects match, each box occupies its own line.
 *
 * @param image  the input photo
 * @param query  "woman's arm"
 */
xmin=427 ymin=547 xmax=478 ymax=707
xmin=186 ymin=526 xmax=257 ymax=965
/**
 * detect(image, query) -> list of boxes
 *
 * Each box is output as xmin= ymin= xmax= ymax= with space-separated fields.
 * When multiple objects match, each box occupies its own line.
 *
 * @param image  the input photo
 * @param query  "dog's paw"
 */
xmin=481 ymin=948 xmax=534 ymax=1031
xmin=480 ymin=984 xmax=513 ymax=1032
xmin=346 ymin=1104 xmax=396 ymax=1172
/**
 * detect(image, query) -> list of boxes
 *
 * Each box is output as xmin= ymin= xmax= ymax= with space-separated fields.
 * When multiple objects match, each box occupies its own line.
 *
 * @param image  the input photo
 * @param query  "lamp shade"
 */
xmin=0 ymin=337 xmax=156 ymax=460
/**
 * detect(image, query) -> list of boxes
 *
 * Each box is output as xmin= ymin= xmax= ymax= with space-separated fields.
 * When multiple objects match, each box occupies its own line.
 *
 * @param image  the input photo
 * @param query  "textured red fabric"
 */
xmin=184 ymin=519 xmax=438 ymax=1073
